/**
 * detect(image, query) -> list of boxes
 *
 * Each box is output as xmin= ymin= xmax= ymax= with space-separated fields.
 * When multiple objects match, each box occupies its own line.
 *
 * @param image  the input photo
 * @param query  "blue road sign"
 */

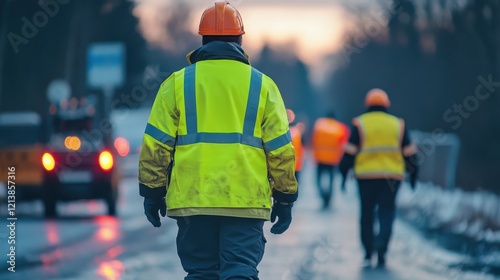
xmin=87 ymin=42 xmax=125 ymax=88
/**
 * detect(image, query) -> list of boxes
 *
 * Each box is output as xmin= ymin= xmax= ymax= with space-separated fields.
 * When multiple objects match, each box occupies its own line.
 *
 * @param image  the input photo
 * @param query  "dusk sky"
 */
xmin=132 ymin=0 xmax=467 ymax=84
xmin=133 ymin=0 xmax=388 ymax=66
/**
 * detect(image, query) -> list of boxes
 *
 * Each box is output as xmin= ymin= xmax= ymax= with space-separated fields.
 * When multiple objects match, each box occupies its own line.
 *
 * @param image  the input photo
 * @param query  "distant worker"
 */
xmin=287 ymin=109 xmax=305 ymax=182
xmin=339 ymin=88 xmax=418 ymax=268
xmin=311 ymin=111 xmax=349 ymax=209
xmin=138 ymin=2 xmax=298 ymax=279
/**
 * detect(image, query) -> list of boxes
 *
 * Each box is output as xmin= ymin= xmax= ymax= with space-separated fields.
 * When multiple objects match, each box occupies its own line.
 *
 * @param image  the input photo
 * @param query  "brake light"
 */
xmin=42 ymin=153 xmax=55 ymax=171
xmin=99 ymin=151 xmax=114 ymax=171
xmin=114 ymin=137 xmax=130 ymax=157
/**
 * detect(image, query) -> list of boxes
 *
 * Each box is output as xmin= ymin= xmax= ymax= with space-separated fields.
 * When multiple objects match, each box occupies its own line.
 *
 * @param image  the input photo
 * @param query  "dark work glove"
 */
xmin=339 ymin=154 xmax=354 ymax=194
xmin=270 ymin=201 xmax=293 ymax=234
xmin=405 ymin=155 xmax=419 ymax=191
xmin=144 ymin=197 xmax=166 ymax=227
xmin=409 ymin=171 xmax=417 ymax=191
xmin=339 ymin=154 xmax=354 ymax=178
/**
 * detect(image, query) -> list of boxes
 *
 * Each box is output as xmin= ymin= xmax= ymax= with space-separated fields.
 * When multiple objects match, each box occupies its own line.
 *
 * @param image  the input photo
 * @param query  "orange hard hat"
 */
xmin=286 ymin=109 xmax=296 ymax=124
xmin=199 ymin=1 xmax=245 ymax=36
xmin=365 ymin=88 xmax=391 ymax=108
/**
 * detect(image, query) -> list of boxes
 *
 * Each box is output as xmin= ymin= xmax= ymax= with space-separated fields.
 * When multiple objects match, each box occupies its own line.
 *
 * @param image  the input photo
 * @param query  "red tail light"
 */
xmin=42 ymin=153 xmax=55 ymax=171
xmin=99 ymin=151 xmax=114 ymax=171
xmin=114 ymin=137 xmax=130 ymax=157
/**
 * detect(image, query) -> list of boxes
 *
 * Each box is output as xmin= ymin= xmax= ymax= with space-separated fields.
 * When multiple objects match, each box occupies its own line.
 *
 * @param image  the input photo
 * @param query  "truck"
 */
xmin=41 ymin=97 xmax=120 ymax=217
xmin=0 ymin=112 xmax=45 ymax=204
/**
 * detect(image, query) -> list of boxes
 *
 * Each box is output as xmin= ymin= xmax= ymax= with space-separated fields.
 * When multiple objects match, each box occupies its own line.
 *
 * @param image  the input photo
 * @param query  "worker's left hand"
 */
xmin=270 ymin=201 xmax=293 ymax=234
xmin=143 ymin=197 xmax=166 ymax=227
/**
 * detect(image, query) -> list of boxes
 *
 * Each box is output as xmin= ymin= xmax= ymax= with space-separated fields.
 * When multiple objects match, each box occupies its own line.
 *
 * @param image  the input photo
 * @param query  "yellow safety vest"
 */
xmin=141 ymin=58 xmax=296 ymax=219
xmin=354 ymin=111 xmax=405 ymax=180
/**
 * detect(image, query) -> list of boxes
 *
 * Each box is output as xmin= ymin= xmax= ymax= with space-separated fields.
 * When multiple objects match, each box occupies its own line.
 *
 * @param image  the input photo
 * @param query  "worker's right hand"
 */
xmin=143 ymin=197 xmax=166 ymax=227
xmin=270 ymin=201 xmax=293 ymax=234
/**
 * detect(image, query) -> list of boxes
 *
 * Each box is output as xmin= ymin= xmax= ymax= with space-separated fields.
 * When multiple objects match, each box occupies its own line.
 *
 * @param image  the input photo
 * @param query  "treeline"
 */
xmin=0 ymin=0 xmax=317 ymax=140
xmin=0 ymin=0 xmax=148 ymax=116
xmin=325 ymin=0 xmax=500 ymax=192
xmin=1 ymin=0 xmax=495 ymax=192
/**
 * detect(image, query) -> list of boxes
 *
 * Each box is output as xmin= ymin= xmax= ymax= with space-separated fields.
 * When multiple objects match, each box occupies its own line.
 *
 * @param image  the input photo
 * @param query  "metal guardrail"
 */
xmin=410 ymin=130 xmax=460 ymax=189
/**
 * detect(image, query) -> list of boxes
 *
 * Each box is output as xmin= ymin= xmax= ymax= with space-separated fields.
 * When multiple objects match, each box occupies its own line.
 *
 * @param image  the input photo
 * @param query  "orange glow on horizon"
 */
xmin=240 ymin=6 xmax=347 ymax=64
xmin=134 ymin=1 xmax=354 ymax=83
xmin=134 ymin=1 xmax=347 ymax=66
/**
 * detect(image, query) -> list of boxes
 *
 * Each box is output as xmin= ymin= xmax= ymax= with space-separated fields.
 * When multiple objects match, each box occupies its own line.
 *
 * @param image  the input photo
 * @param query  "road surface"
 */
xmin=0 ymin=156 xmax=498 ymax=280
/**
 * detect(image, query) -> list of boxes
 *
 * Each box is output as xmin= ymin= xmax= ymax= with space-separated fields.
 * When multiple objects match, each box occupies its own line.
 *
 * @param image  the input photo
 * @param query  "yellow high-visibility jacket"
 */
xmin=139 ymin=41 xmax=298 ymax=220
xmin=353 ymin=111 xmax=405 ymax=180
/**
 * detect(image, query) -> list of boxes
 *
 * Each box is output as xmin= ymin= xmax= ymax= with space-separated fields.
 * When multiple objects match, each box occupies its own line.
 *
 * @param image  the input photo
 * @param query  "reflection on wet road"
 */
xmin=0 ymin=166 xmax=498 ymax=279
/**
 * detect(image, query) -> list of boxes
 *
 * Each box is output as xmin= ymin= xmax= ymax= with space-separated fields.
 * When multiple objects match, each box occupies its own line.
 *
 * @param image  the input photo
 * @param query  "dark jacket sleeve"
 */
xmin=401 ymin=125 xmax=419 ymax=188
xmin=339 ymin=124 xmax=359 ymax=178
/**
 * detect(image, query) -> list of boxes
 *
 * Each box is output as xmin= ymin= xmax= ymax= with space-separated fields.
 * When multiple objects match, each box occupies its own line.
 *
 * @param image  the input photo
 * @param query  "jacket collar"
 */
xmin=366 ymin=106 xmax=388 ymax=113
xmin=186 ymin=41 xmax=250 ymax=65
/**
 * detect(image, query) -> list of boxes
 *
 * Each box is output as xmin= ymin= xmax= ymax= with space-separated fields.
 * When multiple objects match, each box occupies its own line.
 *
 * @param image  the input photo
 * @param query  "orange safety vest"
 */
xmin=290 ymin=125 xmax=304 ymax=171
xmin=312 ymin=118 xmax=349 ymax=165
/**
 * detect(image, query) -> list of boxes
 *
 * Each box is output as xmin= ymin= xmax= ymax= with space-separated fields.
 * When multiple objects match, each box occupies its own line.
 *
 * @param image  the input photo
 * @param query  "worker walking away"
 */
xmin=138 ymin=2 xmax=298 ymax=279
xmin=287 ymin=109 xmax=305 ymax=182
xmin=311 ymin=111 xmax=349 ymax=209
xmin=339 ymin=88 xmax=418 ymax=268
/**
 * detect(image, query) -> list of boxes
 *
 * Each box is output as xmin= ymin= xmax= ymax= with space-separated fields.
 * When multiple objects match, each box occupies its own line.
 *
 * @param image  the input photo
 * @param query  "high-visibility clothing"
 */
xmin=290 ymin=125 xmax=304 ymax=171
xmin=353 ymin=111 xmax=405 ymax=180
xmin=312 ymin=118 xmax=349 ymax=165
xmin=139 ymin=41 xmax=298 ymax=220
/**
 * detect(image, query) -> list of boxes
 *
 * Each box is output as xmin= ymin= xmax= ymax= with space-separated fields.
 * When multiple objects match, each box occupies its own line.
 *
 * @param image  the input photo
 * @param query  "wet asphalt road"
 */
xmin=0 ymin=157 xmax=498 ymax=280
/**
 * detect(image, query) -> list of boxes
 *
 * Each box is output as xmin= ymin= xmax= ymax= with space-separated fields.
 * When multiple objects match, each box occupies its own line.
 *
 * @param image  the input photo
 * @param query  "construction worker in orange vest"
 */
xmin=339 ymin=88 xmax=418 ymax=268
xmin=311 ymin=111 xmax=349 ymax=209
xmin=287 ymin=109 xmax=305 ymax=181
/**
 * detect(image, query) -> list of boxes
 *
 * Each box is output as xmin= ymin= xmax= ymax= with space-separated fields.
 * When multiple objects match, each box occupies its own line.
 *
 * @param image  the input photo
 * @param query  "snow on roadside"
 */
xmin=397 ymin=181 xmax=500 ymax=274
xmin=397 ymin=181 xmax=500 ymax=243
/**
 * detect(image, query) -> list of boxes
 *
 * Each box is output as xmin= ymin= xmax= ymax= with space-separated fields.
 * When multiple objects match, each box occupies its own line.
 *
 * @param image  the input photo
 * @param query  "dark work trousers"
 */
xmin=357 ymin=179 xmax=400 ymax=259
xmin=316 ymin=163 xmax=337 ymax=208
xmin=175 ymin=215 xmax=266 ymax=280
